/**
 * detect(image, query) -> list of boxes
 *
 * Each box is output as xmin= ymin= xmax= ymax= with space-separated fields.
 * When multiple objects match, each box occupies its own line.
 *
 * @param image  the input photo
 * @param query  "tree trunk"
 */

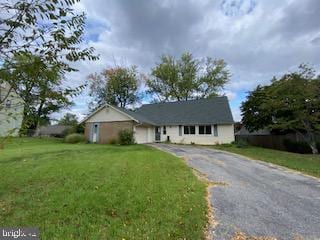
xmin=309 ymin=141 xmax=318 ymax=154
xmin=19 ymin=104 xmax=31 ymax=135
xmin=306 ymin=131 xmax=318 ymax=154
xmin=36 ymin=101 xmax=44 ymax=130
xmin=298 ymin=120 xmax=319 ymax=155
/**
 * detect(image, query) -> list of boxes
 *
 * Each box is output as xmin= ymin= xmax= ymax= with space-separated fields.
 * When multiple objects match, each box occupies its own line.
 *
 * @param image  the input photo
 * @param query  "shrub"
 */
xmin=235 ymin=139 xmax=248 ymax=148
xmin=109 ymin=138 xmax=118 ymax=145
xmin=283 ymin=139 xmax=312 ymax=154
xmin=118 ymin=129 xmax=135 ymax=145
xmin=60 ymin=124 xmax=84 ymax=138
xmin=75 ymin=123 xmax=85 ymax=133
xmin=65 ymin=133 xmax=86 ymax=144
xmin=220 ymin=143 xmax=233 ymax=147
xmin=61 ymin=127 xmax=76 ymax=138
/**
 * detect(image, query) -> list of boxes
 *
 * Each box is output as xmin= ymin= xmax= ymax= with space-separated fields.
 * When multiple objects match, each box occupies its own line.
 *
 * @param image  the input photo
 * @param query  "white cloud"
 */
xmin=231 ymin=107 xmax=242 ymax=122
xmin=222 ymin=90 xmax=237 ymax=101
xmin=57 ymin=0 xmax=320 ymax=122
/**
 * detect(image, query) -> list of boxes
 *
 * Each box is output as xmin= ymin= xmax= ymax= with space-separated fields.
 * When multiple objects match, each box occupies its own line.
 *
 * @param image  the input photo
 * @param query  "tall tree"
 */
xmin=88 ymin=66 xmax=140 ymax=108
xmin=241 ymin=64 xmax=320 ymax=154
xmin=0 ymin=53 xmax=82 ymax=133
xmin=147 ymin=52 xmax=230 ymax=101
xmin=58 ymin=113 xmax=78 ymax=126
xmin=0 ymin=0 xmax=98 ymax=106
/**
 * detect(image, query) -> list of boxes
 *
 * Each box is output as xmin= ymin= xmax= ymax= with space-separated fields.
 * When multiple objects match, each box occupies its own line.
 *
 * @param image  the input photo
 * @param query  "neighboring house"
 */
xmin=233 ymin=121 xmax=243 ymax=133
xmin=0 ymin=82 xmax=24 ymax=136
xmin=34 ymin=125 xmax=72 ymax=138
xmin=235 ymin=126 xmax=271 ymax=136
xmin=83 ymin=96 xmax=235 ymax=145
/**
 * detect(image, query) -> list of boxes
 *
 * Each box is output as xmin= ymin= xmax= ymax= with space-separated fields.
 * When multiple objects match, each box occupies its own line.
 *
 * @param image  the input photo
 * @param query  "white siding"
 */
xmin=0 ymin=84 xmax=24 ymax=137
xmin=134 ymin=126 xmax=155 ymax=144
xmin=134 ymin=126 xmax=148 ymax=143
xmin=86 ymin=106 xmax=132 ymax=123
xmin=147 ymin=127 xmax=155 ymax=143
xmin=84 ymin=104 xmax=235 ymax=145
xmin=159 ymin=124 xmax=234 ymax=145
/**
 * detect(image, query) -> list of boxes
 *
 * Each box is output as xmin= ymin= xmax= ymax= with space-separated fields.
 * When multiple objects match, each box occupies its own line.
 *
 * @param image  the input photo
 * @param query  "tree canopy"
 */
xmin=0 ymin=0 xmax=97 ymax=66
xmin=88 ymin=66 xmax=140 ymax=109
xmin=146 ymin=52 xmax=230 ymax=102
xmin=58 ymin=113 xmax=78 ymax=126
xmin=0 ymin=0 xmax=97 ymax=136
xmin=0 ymin=52 xmax=83 ymax=133
xmin=241 ymin=64 xmax=320 ymax=154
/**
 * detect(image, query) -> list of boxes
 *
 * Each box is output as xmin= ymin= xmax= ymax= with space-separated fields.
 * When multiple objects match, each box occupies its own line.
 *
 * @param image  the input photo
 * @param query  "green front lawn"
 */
xmin=0 ymin=138 xmax=207 ymax=239
xmin=213 ymin=144 xmax=320 ymax=178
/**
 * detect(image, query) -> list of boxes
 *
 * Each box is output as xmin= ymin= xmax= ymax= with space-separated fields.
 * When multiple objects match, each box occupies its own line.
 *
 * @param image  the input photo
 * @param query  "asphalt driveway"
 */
xmin=152 ymin=144 xmax=320 ymax=240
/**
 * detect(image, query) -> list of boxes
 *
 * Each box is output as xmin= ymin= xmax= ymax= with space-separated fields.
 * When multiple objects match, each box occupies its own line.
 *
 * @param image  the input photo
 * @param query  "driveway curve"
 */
xmin=152 ymin=144 xmax=320 ymax=240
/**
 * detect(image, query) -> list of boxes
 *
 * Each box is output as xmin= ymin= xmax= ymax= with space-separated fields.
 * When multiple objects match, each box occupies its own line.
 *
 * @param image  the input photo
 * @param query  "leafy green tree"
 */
xmin=0 ymin=53 xmax=83 ymax=133
xmin=58 ymin=113 xmax=78 ymax=126
xmin=0 ymin=0 xmax=98 ymax=106
xmin=241 ymin=64 xmax=320 ymax=154
xmin=58 ymin=113 xmax=82 ymax=135
xmin=0 ymin=0 xmax=97 ymax=63
xmin=147 ymin=52 xmax=230 ymax=101
xmin=88 ymin=66 xmax=140 ymax=108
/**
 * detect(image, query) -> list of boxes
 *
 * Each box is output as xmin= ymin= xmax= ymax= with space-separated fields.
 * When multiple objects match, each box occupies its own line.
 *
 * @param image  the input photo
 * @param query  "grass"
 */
xmin=0 ymin=138 xmax=207 ymax=239
xmin=212 ymin=144 xmax=320 ymax=178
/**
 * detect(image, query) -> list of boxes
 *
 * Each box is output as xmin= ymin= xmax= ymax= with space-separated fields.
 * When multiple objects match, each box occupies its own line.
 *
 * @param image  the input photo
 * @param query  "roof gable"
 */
xmin=84 ymin=104 xmax=137 ymax=123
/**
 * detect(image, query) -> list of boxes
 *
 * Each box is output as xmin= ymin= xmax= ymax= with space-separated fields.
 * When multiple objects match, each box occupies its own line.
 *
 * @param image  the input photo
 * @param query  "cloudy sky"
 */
xmin=63 ymin=0 xmax=320 ymax=122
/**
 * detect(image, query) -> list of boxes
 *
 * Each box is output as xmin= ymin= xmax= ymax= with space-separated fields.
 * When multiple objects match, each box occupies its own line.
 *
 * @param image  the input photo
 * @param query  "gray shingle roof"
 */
xmin=113 ymin=106 xmax=157 ymax=125
xmin=235 ymin=127 xmax=271 ymax=136
xmin=122 ymin=96 xmax=234 ymax=125
xmin=35 ymin=125 xmax=72 ymax=136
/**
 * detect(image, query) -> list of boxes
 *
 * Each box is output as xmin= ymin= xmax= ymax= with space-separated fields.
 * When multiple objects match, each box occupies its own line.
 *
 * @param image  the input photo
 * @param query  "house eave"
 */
xmin=80 ymin=103 xmax=140 ymax=124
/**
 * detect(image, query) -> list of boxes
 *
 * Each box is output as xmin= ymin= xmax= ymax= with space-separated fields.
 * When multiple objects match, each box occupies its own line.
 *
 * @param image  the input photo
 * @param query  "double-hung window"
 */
xmin=184 ymin=126 xmax=195 ymax=135
xmin=199 ymin=125 xmax=212 ymax=135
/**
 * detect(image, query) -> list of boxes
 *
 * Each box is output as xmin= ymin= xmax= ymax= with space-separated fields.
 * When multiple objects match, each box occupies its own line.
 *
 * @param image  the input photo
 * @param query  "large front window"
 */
xmin=199 ymin=125 xmax=212 ymax=135
xmin=184 ymin=126 xmax=195 ymax=135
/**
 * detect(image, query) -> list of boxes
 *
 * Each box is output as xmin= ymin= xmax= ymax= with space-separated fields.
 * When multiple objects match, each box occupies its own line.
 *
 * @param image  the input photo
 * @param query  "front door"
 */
xmin=155 ymin=126 xmax=161 ymax=142
xmin=92 ymin=123 xmax=99 ymax=143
